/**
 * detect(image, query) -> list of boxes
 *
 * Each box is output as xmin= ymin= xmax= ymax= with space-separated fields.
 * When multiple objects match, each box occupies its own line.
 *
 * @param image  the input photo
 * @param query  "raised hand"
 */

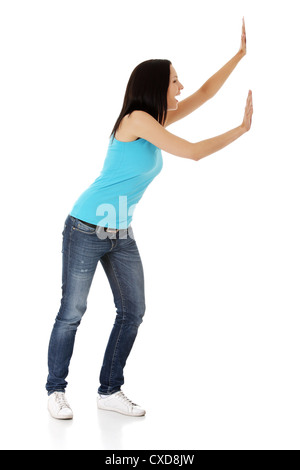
xmin=242 ymin=90 xmax=253 ymax=132
xmin=239 ymin=17 xmax=247 ymax=57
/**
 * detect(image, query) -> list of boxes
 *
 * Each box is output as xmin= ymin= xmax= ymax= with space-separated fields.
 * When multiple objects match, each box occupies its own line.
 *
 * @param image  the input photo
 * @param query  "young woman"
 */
xmin=46 ymin=18 xmax=253 ymax=420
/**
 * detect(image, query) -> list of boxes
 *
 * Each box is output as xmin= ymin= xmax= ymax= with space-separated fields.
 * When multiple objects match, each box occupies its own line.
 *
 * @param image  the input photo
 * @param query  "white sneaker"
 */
xmin=48 ymin=392 xmax=73 ymax=420
xmin=97 ymin=391 xmax=146 ymax=417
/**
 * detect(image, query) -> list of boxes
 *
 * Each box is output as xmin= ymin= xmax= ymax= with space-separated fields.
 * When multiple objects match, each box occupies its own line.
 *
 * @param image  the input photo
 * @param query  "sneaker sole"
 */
xmin=48 ymin=406 xmax=73 ymax=420
xmin=48 ymin=413 xmax=73 ymax=420
xmin=97 ymin=404 xmax=146 ymax=417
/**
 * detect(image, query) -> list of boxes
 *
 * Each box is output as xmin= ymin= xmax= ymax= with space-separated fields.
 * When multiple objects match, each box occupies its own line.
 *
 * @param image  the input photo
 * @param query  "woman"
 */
xmin=46 ymin=18 xmax=253 ymax=420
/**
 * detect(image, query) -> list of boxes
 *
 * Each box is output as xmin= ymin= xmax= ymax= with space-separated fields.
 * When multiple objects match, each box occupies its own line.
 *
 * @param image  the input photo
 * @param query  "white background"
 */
xmin=1 ymin=0 xmax=299 ymax=450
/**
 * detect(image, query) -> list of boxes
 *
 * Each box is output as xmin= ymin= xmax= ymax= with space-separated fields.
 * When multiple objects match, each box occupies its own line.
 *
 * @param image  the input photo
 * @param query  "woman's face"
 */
xmin=167 ymin=64 xmax=184 ymax=111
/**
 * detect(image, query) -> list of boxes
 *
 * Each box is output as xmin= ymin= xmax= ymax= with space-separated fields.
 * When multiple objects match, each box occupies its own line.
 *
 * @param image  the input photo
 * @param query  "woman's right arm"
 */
xmin=129 ymin=90 xmax=253 ymax=162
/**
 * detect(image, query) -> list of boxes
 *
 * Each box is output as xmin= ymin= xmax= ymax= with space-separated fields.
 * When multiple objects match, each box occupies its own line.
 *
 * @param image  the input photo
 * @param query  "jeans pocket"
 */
xmin=72 ymin=220 xmax=97 ymax=234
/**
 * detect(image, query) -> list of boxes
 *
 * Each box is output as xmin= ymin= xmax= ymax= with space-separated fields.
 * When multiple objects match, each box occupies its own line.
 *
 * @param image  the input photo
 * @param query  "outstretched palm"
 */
xmin=239 ymin=17 xmax=247 ymax=56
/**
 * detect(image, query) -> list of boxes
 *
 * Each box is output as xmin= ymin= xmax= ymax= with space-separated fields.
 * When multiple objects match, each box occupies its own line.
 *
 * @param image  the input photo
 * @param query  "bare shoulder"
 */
xmin=128 ymin=111 xmax=195 ymax=160
xmin=115 ymin=113 xmax=141 ymax=142
xmin=128 ymin=110 xmax=156 ymax=125
xmin=129 ymin=110 xmax=163 ymax=133
xmin=120 ymin=110 xmax=161 ymax=140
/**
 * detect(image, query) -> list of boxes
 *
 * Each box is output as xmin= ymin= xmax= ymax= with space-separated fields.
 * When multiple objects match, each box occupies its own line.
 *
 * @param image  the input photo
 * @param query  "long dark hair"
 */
xmin=110 ymin=59 xmax=171 ymax=139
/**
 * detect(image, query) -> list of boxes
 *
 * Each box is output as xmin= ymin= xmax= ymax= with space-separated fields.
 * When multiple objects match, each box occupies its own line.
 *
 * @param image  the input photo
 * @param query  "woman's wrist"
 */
xmin=236 ymin=49 xmax=246 ymax=60
xmin=240 ymin=123 xmax=248 ymax=134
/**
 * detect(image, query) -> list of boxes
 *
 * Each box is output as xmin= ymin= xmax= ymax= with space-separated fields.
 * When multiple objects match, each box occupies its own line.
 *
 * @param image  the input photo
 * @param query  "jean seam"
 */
xmin=60 ymin=221 xmax=73 ymax=314
xmin=105 ymin=255 xmax=126 ymax=392
xmin=72 ymin=226 xmax=96 ymax=235
xmin=52 ymin=220 xmax=73 ymax=378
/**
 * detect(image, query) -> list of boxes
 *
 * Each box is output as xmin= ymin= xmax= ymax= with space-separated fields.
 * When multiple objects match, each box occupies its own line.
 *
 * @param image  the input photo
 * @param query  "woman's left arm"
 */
xmin=165 ymin=18 xmax=247 ymax=127
xmin=201 ymin=17 xmax=246 ymax=99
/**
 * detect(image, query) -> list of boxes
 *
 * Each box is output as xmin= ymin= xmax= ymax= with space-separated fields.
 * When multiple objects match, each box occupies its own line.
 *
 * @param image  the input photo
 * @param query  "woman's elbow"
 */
xmin=188 ymin=143 xmax=202 ymax=162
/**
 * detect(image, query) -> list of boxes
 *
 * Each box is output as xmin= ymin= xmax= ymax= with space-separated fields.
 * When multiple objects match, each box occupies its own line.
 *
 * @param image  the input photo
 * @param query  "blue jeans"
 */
xmin=46 ymin=215 xmax=146 ymax=396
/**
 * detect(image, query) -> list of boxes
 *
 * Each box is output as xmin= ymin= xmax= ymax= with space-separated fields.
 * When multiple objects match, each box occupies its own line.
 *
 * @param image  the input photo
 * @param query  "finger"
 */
xmin=247 ymin=106 xmax=253 ymax=114
xmin=246 ymin=91 xmax=252 ymax=106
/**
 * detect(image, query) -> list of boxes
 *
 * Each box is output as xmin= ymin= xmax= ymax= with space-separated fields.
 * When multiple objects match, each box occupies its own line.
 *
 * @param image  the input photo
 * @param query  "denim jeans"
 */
xmin=46 ymin=215 xmax=146 ymax=396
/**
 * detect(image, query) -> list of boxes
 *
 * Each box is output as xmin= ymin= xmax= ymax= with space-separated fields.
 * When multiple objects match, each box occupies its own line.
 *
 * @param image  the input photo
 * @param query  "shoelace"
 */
xmin=115 ymin=391 xmax=138 ymax=408
xmin=55 ymin=392 xmax=71 ymax=411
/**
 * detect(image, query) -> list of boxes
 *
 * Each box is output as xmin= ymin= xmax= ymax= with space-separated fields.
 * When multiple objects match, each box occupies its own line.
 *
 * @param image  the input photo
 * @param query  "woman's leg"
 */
xmin=46 ymin=216 xmax=103 ymax=395
xmin=98 ymin=234 xmax=146 ymax=395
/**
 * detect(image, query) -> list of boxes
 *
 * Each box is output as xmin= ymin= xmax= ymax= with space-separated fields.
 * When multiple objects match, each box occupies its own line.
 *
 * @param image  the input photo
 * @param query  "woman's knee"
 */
xmin=126 ymin=301 xmax=146 ymax=326
xmin=56 ymin=300 xmax=88 ymax=329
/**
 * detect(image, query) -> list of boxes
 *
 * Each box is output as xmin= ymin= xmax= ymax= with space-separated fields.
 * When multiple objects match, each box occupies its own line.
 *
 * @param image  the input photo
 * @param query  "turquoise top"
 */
xmin=70 ymin=136 xmax=163 ymax=229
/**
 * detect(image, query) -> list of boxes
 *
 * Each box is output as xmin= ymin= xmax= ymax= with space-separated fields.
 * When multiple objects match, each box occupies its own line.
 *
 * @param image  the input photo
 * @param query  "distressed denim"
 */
xmin=46 ymin=215 xmax=146 ymax=395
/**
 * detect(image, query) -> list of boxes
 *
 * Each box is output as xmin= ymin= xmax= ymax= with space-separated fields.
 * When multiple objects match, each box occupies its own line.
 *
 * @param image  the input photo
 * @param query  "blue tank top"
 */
xmin=69 ymin=136 xmax=163 ymax=229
